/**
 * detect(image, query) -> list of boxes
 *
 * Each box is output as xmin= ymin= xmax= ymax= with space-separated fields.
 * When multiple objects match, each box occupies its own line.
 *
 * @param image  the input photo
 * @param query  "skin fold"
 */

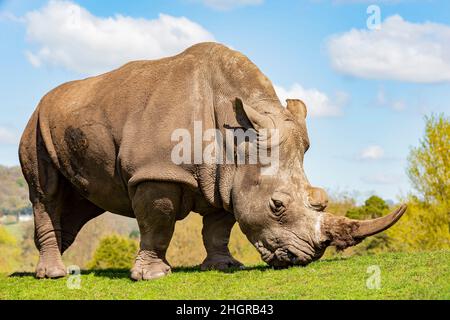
xmin=19 ymin=42 xmax=406 ymax=280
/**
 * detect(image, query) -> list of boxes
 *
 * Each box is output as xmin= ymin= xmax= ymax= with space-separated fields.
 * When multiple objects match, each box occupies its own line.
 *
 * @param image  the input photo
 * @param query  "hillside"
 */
xmin=0 ymin=165 xmax=30 ymax=217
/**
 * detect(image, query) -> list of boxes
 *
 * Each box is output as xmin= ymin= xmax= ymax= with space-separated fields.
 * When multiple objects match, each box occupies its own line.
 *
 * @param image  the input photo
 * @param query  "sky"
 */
xmin=0 ymin=0 xmax=449 ymax=202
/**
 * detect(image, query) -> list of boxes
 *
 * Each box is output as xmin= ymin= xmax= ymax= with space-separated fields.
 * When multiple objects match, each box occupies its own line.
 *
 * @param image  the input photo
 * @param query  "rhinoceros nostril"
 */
xmin=286 ymin=250 xmax=297 ymax=263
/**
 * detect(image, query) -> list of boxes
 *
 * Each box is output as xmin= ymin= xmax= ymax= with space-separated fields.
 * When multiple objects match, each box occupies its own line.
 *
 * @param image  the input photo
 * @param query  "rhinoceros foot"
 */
xmin=130 ymin=250 xmax=171 ymax=281
xmin=200 ymin=255 xmax=244 ymax=271
xmin=35 ymin=257 xmax=67 ymax=279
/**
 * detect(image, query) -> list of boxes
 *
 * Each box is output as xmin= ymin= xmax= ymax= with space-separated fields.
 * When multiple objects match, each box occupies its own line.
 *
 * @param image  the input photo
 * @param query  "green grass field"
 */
xmin=1 ymin=251 xmax=448 ymax=300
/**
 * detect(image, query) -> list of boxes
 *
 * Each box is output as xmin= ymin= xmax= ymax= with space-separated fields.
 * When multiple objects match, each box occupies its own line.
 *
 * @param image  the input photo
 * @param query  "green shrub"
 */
xmin=0 ymin=226 xmax=21 ymax=273
xmin=87 ymin=234 xmax=138 ymax=269
xmin=387 ymin=199 xmax=450 ymax=252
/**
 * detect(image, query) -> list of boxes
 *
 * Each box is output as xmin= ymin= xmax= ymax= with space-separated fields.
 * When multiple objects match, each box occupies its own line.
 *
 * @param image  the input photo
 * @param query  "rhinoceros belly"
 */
xmin=54 ymin=121 xmax=134 ymax=216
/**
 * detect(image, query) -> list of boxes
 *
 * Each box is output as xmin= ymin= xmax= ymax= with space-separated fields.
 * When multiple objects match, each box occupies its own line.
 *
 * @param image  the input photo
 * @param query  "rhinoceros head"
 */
xmin=231 ymin=98 xmax=406 ymax=267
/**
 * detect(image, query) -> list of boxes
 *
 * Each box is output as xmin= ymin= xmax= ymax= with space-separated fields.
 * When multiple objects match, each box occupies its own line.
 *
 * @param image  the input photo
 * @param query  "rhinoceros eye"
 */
xmin=269 ymin=192 xmax=291 ymax=216
xmin=269 ymin=198 xmax=285 ymax=215
xmin=269 ymin=191 xmax=291 ymax=216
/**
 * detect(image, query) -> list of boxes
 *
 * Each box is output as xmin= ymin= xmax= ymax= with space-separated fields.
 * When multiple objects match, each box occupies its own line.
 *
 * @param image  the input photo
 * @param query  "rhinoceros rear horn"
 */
xmin=323 ymin=205 xmax=407 ymax=250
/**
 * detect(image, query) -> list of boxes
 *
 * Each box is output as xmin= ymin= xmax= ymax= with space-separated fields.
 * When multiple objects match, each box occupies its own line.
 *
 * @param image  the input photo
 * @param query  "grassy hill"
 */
xmin=1 ymin=251 xmax=448 ymax=300
xmin=0 ymin=165 xmax=29 ymax=216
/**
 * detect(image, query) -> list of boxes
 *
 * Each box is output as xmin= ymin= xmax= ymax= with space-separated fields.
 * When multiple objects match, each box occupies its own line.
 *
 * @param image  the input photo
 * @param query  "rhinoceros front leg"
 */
xmin=130 ymin=182 xmax=179 ymax=281
xmin=200 ymin=211 xmax=244 ymax=271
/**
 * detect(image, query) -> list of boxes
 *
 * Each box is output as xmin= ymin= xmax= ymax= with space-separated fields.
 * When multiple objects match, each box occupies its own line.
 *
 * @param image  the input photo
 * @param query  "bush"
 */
xmin=387 ymin=199 xmax=450 ymax=252
xmin=0 ymin=226 xmax=21 ymax=273
xmin=87 ymin=234 xmax=138 ymax=269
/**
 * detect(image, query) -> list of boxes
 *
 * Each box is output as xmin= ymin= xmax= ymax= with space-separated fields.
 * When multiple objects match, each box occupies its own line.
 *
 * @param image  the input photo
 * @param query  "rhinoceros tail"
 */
xmin=19 ymin=103 xmax=61 ymax=199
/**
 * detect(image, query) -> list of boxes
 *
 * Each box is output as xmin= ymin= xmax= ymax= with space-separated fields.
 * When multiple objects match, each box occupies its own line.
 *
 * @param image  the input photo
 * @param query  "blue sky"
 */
xmin=0 ymin=0 xmax=449 ymax=202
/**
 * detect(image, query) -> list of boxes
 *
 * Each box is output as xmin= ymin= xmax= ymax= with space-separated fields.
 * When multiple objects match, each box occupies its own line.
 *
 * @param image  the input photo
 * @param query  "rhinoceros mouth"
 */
xmin=254 ymin=241 xmax=313 ymax=268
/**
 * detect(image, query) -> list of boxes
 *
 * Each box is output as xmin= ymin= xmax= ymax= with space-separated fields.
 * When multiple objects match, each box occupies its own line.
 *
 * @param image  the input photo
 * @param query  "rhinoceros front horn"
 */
xmin=352 ymin=204 xmax=407 ymax=238
xmin=323 ymin=204 xmax=407 ymax=250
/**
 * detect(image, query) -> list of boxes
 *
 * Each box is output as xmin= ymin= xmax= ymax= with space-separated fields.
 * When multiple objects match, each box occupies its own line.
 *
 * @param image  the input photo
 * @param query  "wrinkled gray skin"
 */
xmin=19 ymin=42 xmax=406 ymax=280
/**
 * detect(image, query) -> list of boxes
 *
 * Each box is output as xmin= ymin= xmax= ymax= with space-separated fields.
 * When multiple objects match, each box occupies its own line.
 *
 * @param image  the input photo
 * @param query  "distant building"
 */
xmin=18 ymin=214 xmax=33 ymax=222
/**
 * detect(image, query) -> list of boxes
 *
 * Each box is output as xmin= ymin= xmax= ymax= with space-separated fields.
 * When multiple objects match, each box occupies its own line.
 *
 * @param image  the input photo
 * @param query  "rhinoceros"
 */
xmin=19 ymin=42 xmax=406 ymax=280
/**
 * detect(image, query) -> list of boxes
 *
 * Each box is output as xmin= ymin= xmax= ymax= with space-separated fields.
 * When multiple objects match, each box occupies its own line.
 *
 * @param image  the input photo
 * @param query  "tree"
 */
xmin=346 ymin=195 xmax=389 ymax=220
xmin=407 ymin=114 xmax=450 ymax=204
xmin=387 ymin=114 xmax=450 ymax=251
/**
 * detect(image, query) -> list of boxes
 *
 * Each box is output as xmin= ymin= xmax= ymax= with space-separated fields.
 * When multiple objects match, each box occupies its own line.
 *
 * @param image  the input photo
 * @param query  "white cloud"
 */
xmin=23 ymin=1 xmax=215 ymax=74
xmin=274 ymin=83 xmax=346 ymax=117
xmin=199 ymin=0 xmax=263 ymax=10
xmin=359 ymin=145 xmax=384 ymax=160
xmin=327 ymin=15 xmax=450 ymax=83
xmin=0 ymin=127 xmax=17 ymax=144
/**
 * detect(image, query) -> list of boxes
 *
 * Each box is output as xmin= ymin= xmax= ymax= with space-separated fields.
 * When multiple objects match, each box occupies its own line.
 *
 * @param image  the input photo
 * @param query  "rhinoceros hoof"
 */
xmin=35 ymin=262 xmax=67 ymax=279
xmin=200 ymin=256 xmax=245 ymax=271
xmin=130 ymin=262 xmax=171 ymax=281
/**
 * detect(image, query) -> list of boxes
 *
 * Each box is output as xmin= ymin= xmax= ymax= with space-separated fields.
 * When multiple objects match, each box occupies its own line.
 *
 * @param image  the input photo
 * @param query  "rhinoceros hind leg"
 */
xmin=200 ymin=211 xmax=244 ymax=271
xmin=30 ymin=176 xmax=67 ymax=279
xmin=20 ymin=118 xmax=68 ymax=278
xmin=130 ymin=182 xmax=179 ymax=281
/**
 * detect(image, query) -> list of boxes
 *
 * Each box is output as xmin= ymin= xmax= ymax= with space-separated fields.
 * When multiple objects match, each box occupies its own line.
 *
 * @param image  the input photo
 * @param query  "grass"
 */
xmin=0 ymin=251 xmax=448 ymax=300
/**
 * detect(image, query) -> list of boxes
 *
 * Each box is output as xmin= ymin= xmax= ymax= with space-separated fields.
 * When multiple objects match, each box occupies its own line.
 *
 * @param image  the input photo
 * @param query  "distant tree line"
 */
xmin=0 ymin=206 xmax=32 ymax=217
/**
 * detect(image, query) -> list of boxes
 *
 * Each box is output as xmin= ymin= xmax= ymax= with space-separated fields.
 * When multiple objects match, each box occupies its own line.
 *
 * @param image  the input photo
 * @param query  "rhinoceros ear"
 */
xmin=235 ymin=98 xmax=274 ymax=131
xmin=286 ymin=99 xmax=307 ymax=120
